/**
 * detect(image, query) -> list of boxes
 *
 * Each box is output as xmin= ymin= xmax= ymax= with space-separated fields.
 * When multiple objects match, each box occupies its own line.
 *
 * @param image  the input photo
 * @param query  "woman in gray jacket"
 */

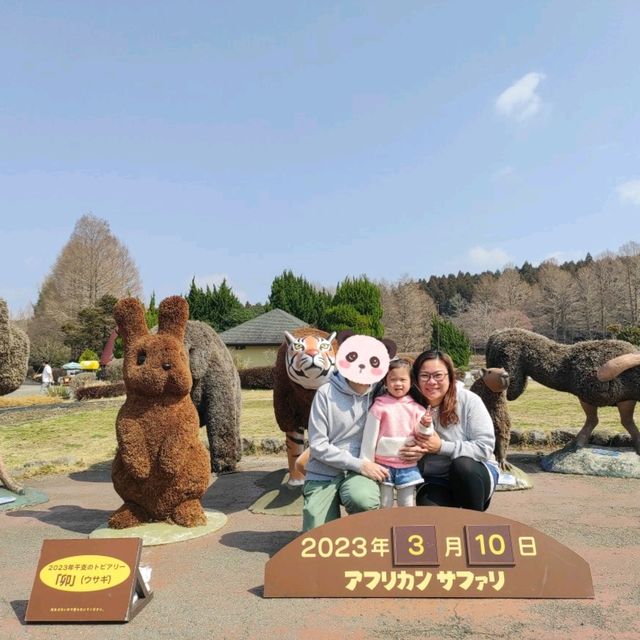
xmin=400 ymin=350 xmax=500 ymax=511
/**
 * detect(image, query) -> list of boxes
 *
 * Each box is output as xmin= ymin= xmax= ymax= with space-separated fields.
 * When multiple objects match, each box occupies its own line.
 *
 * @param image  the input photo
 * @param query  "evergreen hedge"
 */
xmin=239 ymin=366 xmax=274 ymax=390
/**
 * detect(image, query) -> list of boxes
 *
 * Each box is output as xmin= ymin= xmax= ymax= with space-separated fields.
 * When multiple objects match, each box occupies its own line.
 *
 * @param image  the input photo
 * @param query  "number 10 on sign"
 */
xmin=465 ymin=525 xmax=515 ymax=566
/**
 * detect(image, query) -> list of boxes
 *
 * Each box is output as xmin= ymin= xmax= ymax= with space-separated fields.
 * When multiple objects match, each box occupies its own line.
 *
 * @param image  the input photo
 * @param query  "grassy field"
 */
xmin=0 ymin=383 xmax=628 ymax=479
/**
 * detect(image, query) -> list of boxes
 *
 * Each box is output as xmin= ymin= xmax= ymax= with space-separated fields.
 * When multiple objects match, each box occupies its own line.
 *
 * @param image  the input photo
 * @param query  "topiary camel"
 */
xmin=486 ymin=328 xmax=640 ymax=455
xmin=0 ymin=298 xmax=29 ymax=493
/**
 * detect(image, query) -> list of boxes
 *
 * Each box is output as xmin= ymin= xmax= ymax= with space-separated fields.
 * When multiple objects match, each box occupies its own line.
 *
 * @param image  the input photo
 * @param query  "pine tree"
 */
xmin=185 ymin=279 xmax=250 ymax=332
xmin=267 ymin=270 xmax=330 ymax=326
xmin=326 ymin=276 xmax=383 ymax=337
xmin=430 ymin=315 xmax=471 ymax=368
xmin=145 ymin=291 xmax=159 ymax=329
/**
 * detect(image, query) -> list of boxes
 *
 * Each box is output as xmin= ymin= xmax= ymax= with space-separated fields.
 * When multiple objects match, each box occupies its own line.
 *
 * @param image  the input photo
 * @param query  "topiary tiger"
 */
xmin=273 ymin=328 xmax=337 ymax=485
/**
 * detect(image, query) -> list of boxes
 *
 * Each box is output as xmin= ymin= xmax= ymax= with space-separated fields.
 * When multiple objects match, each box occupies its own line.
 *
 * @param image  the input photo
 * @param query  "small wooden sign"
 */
xmin=264 ymin=507 xmax=594 ymax=598
xmin=25 ymin=538 xmax=152 ymax=623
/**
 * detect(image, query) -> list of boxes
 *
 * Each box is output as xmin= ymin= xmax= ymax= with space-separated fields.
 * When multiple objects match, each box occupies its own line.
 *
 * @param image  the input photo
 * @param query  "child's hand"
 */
xmin=360 ymin=460 xmax=390 ymax=483
xmin=418 ymin=408 xmax=434 ymax=435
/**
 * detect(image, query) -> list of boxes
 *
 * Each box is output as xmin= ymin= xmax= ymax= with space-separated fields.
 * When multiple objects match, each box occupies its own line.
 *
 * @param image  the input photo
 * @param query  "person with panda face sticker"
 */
xmin=302 ymin=332 xmax=396 ymax=532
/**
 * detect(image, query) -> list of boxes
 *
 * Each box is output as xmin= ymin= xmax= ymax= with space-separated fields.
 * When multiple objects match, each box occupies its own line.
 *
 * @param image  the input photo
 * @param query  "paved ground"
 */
xmin=1 ymin=453 xmax=639 ymax=640
xmin=3 ymin=383 xmax=43 ymax=398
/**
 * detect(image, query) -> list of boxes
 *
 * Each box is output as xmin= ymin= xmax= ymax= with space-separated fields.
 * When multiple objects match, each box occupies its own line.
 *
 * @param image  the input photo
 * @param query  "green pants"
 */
xmin=302 ymin=471 xmax=380 ymax=532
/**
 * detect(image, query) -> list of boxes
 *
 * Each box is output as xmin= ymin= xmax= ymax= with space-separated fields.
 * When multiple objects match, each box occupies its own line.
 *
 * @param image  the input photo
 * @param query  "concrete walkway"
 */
xmin=1 ymin=453 xmax=639 ymax=640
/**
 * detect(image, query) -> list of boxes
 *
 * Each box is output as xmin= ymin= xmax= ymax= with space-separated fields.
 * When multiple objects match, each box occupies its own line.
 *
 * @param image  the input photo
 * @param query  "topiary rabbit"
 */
xmin=109 ymin=295 xmax=210 ymax=529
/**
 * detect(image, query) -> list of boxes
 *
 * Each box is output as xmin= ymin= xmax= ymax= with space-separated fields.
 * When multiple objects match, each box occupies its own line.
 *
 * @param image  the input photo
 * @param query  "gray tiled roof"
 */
xmin=219 ymin=309 xmax=308 ymax=345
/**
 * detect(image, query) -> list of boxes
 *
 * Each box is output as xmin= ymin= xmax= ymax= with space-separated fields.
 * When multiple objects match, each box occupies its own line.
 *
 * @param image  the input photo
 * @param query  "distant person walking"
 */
xmin=41 ymin=361 xmax=54 ymax=393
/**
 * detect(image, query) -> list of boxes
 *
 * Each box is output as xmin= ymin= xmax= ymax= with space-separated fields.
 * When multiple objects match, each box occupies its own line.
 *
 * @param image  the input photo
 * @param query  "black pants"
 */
xmin=416 ymin=456 xmax=493 ymax=511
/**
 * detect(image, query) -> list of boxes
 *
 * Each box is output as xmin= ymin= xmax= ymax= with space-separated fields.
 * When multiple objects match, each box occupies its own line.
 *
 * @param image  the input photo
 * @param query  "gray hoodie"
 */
xmin=306 ymin=372 xmax=373 ymax=481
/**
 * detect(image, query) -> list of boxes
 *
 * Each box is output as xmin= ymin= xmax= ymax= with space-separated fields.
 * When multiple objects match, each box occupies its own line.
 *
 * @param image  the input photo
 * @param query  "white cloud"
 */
xmin=616 ymin=179 xmax=640 ymax=205
xmin=495 ymin=72 xmax=546 ymax=122
xmin=468 ymin=246 xmax=511 ymax=269
xmin=191 ymin=273 xmax=248 ymax=303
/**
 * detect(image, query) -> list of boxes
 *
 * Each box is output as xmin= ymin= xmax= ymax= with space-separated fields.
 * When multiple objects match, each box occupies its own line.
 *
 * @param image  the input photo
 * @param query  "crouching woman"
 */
xmin=400 ymin=350 xmax=500 ymax=511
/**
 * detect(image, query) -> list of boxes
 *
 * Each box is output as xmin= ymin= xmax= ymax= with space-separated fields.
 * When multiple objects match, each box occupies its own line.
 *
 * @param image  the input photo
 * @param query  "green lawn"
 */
xmin=0 ymin=384 xmax=628 ymax=479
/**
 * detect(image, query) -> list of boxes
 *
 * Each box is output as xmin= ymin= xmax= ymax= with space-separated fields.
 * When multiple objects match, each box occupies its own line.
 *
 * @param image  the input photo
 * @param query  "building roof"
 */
xmin=219 ymin=309 xmax=309 ymax=346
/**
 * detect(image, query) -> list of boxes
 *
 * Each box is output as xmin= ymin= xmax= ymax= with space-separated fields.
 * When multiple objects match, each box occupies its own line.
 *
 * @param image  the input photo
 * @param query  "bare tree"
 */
xmin=380 ymin=277 xmax=436 ymax=352
xmin=474 ymin=267 xmax=530 ymax=311
xmin=573 ymin=264 xmax=599 ymax=339
xmin=454 ymin=301 xmax=532 ymax=350
xmin=587 ymin=252 xmax=623 ymax=337
xmin=529 ymin=261 xmax=577 ymax=341
xmin=616 ymin=241 xmax=640 ymax=325
xmin=34 ymin=215 xmax=142 ymax=326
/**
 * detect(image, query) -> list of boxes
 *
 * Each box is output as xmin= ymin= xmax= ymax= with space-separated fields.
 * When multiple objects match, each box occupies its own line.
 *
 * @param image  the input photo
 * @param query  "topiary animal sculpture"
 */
xmin=470 ymin=368 xmax=511 ymax=469
xmin=486 ymin=328 xmax=640 ymax=455
xmin=0 ymin=298 xmax=29 ymax=396
xmin=108 ymin=318 xmax=242 ymax=474
xmin=184 ymin=320 xmax=242 ymax=474
xmin=273 ymin=328 xmax=337 ymax=485
xmin=0 ymin=298 xmax=29 ymax=494
xmin=109 ymin=296 xmax=210 ymax=528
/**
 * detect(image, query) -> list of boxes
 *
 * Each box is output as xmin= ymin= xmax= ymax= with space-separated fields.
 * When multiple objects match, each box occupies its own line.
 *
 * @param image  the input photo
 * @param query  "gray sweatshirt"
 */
xmin=420 ymin=387 xmax=499 ymax=480
xmin=306 ymin=372 xmax=373 ymax=481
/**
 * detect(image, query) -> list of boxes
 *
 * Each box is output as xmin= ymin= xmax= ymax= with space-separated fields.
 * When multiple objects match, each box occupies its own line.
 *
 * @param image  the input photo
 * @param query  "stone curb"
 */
xmin=509 ymin=428 xmax=632 ymax=448
xmin=244 ymin=430 xmax=633 ymax=455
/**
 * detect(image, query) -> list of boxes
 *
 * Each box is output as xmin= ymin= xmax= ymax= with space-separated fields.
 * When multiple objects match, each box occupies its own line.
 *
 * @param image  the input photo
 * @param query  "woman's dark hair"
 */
xmin=412 ymin=349 xmax=458 ymax=427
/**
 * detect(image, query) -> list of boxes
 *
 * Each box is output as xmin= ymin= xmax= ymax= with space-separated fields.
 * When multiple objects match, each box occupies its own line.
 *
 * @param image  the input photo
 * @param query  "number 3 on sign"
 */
xmin=407 ymin=534 xmax=424 ymax=556
xmin=392 ymin=526 xmax=439 ymax=566
xmin=465 ymin=525 xmax=515 ymax=566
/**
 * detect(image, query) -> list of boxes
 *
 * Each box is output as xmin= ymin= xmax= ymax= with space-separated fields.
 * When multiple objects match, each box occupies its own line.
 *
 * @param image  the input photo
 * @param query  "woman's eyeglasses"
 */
xmin=418 ymin=372 xmax=448 ymax=382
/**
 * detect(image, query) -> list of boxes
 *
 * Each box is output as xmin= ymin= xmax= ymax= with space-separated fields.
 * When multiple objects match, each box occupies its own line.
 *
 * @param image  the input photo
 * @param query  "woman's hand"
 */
xmin=360 ymin=460 xmax=390 ymax=483
xmin=398 ymin=442 xmax=426 ymax=463
xmin=413 ymin=429 xmax=443 ymax=454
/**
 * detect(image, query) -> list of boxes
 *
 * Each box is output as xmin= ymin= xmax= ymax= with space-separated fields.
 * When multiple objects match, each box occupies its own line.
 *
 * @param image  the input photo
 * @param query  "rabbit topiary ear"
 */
xmin=114 ymin=298 xmax=148 ymax=345
xmin=158 ymin=296 xmax=189 ymax=341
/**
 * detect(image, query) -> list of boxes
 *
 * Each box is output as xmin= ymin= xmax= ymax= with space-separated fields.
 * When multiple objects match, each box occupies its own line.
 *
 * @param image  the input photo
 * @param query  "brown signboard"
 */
xmin=25 ymin=538 xmax=152 ymax=623
xmin=264 ymin=507 xmax=594 ymax=598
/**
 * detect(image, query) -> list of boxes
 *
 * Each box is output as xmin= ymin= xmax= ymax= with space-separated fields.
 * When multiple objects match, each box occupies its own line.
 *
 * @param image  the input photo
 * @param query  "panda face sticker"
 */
xmin=336 ymin=335 xmax=391 ymax=385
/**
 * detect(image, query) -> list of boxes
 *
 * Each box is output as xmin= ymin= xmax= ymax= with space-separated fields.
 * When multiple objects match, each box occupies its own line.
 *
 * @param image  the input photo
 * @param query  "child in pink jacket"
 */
xmin=360 ymin=358 xmax=433 ymax=507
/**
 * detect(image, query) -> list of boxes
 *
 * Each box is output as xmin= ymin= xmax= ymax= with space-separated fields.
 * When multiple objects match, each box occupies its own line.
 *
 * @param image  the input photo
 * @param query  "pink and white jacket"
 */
xmin=360 ymin=394 xmax=427 ymax=469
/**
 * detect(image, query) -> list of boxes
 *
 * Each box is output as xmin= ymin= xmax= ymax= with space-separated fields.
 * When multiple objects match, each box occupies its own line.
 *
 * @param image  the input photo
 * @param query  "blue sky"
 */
xmin=2 ymin=1 xmax=639 ymax=314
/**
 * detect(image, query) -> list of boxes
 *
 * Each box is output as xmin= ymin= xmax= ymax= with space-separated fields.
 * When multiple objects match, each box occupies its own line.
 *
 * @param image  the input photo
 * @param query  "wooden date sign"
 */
xmin=26 ymin=538 xmax=152 ymax=623
xmin=264 ymin=507 xmax=594 ymax=598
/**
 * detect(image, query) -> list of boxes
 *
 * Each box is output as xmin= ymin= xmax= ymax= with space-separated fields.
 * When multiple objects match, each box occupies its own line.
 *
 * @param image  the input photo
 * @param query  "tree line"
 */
xmin=20 ymin=213 xmax=640 ymax=369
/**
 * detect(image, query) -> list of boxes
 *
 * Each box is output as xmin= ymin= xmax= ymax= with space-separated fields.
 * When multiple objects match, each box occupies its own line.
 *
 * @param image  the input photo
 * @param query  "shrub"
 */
xmin=79 ymin=348 xmax=99 ymax=362
xmin=69 ymin=372 xmax=98 ymax=394
xmin=76 ymin=381 xmax=126 ymax=400
xmin=47 ymin=385 xmax=71 ymax=400
xmin=239 ymin=366 xmax=274 ymax=390
xmin=430 ymin=315 xmax=472 ymax=368
xmin=97 ymin=359 xmax=124 ymax=382
xmin=608 ymin=324 xmax=640 ymax=346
